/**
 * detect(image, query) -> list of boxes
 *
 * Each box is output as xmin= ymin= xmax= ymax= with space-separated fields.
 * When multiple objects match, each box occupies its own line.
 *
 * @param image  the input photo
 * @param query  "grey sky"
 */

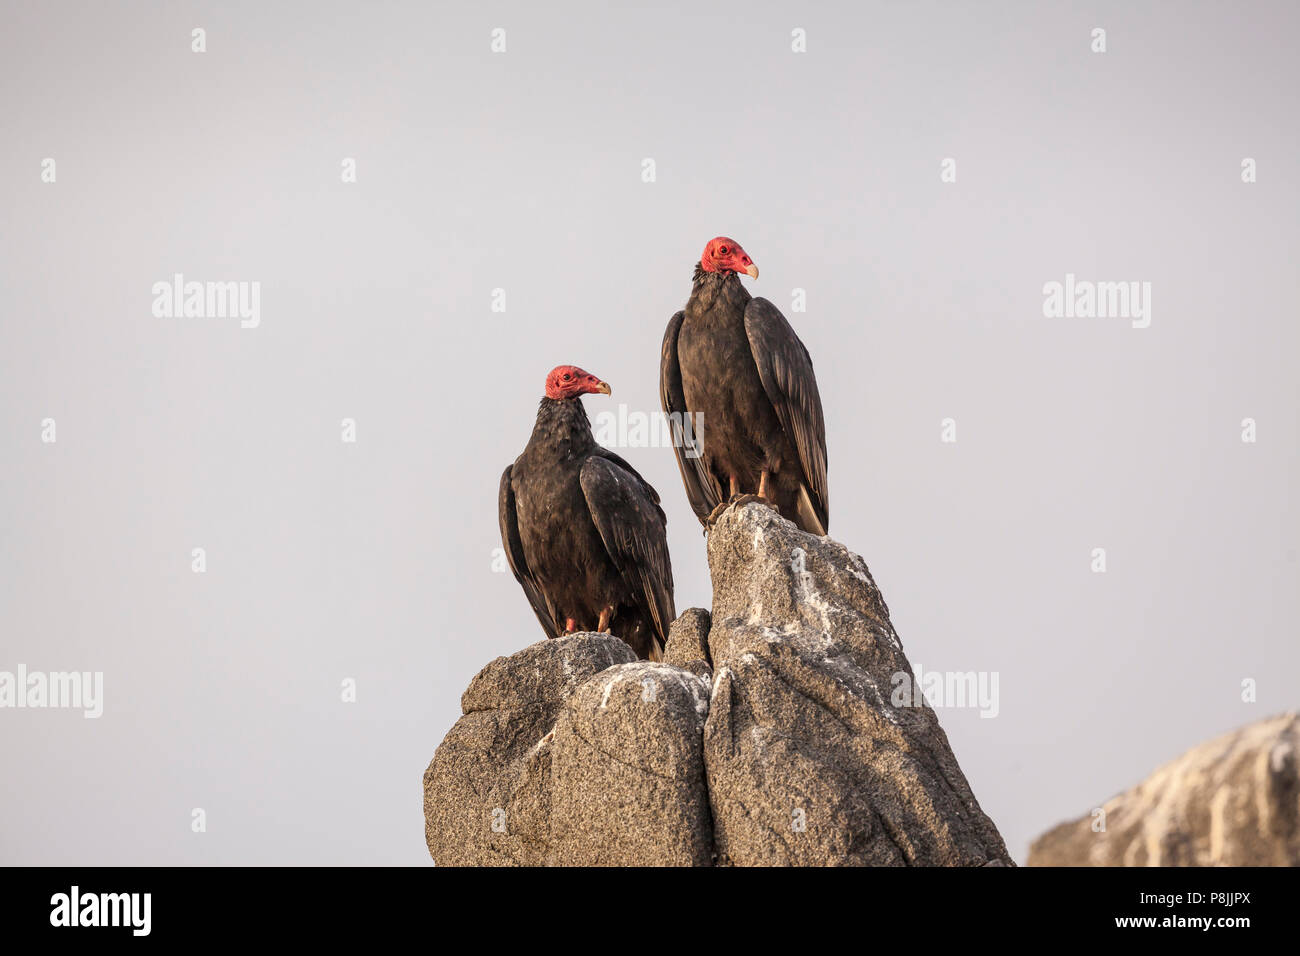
xmin=1 ymin=0 xmax=1297 ymax=865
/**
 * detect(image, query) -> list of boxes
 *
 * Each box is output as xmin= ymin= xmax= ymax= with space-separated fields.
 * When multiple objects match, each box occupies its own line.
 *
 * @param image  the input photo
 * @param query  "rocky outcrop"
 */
xmin=702 ymin=504 xmax=1010 ymax=866
xmin=549 ymin=662 xmax=713 ymax=865
xmin=1028 ymin=713 xmax=1300 ymax=866
xmin=424 ymin=501 xmax=1013 ymax=866
xmin=663 ymin=607 xmax=712 ymax=677
xmin=422 ymin=633 xmax=636 ymax=866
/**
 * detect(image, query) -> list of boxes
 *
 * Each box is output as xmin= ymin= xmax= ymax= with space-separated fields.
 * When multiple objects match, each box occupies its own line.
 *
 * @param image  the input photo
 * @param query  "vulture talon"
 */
xmin=705 ymin=499 xmax=731 ymax=528
xmin=704 ymin=494 xmax=773 ymax=530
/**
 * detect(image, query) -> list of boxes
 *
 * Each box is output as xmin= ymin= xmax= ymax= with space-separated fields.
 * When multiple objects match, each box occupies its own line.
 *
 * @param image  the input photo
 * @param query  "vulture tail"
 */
xmin=795 ymin=484 xmax=828 ymax=536
xmin=615 ymin=609 xmax=663 ymax=662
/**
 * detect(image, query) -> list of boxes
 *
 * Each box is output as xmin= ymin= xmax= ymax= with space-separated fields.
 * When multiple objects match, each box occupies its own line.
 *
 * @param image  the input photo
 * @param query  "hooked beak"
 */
xmin=744 ymin=263 xmax=759 ymax=279
xmin=592 ymin=381 xmax=611 ymax=395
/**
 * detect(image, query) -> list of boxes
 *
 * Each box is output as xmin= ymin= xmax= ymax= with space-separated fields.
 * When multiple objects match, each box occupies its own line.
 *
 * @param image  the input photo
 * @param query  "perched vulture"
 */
xmin=498 ymin=365 xmax=675 ymax=660
xmin=660 ymin=237 xmax=829 ymax=535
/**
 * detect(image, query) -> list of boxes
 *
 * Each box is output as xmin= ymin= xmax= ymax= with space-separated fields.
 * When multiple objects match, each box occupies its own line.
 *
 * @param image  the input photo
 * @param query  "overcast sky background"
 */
xmin=2 ymin=0 xmax=1297 ymax=865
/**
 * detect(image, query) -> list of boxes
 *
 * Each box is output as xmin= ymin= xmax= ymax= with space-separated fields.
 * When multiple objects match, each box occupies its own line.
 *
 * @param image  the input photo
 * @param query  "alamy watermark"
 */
xmin=592 ymin=405 xmax=703 ymax=457
xmin=151 ymin=274 xmax=260 ymax=328
xmin=1042 ymin=273 xmax=1151 ymax=328
xmin=0 ymin=666 xmax=103 ymax=718
xmin=891 ymin=664 xmax=999 ymax=718
xmin=50 ymin=886 xmax=150 ymax=936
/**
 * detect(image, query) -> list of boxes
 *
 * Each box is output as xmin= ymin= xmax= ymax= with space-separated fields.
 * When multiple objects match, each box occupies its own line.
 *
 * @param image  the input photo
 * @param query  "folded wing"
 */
xmin=497 ymin=464 xmax=560 ymax=639
xmin=579 ymin=455 xmax=676 ymax=650
xmin=744 ymin=297 xmax=829 ymax=531
xmin=660 ymin=309 xmax=723 ymax=524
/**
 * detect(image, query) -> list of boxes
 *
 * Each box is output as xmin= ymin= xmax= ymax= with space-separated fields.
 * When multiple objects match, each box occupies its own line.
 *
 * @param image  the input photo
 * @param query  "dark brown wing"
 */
xmin=498 ymin=464 xmax=560 ymax=639
xmin=660 ymin=309 xmax=723 ymax=525
xmin=744 ymin=297 xmax=829 ymax=531
xmin=593 ymin=447 xmax=662 ymax=512
xmin=579 ymin=455 xmax=676 ymax=650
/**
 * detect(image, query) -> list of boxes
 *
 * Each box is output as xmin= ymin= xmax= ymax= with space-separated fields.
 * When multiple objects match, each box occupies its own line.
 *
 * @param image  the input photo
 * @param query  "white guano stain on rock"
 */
xmin=595 ymin=661 xmax=713 ymax=720
xmin=599 ymin=672 xmax=626 ymax=710
xmin=790 ymin=546 xmax=835 ymax=649
xmin=712 ymin=666 xmax=731 ymax=696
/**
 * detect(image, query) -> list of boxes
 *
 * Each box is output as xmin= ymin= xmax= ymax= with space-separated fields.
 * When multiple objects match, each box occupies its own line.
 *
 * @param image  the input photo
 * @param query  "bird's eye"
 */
xmin=562 ymin=373 xmax=572 ymax=381
xmin=719 ymin=245 xmax=729 ymax=254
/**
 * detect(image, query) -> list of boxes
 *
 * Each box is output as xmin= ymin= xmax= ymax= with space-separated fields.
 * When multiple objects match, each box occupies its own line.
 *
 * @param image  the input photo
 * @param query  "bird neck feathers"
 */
xmin=689 ymin=264 xmax=750 ymax=318
xmin=531 ymin=397 xmax=597 ymax=459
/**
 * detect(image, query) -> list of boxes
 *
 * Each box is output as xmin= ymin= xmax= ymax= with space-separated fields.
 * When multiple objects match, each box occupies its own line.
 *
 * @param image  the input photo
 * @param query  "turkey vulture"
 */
xmin=498 ymin=365 xmax=675 ymax=660
xmin=660 ymin=237 xmax=829 ymax=535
